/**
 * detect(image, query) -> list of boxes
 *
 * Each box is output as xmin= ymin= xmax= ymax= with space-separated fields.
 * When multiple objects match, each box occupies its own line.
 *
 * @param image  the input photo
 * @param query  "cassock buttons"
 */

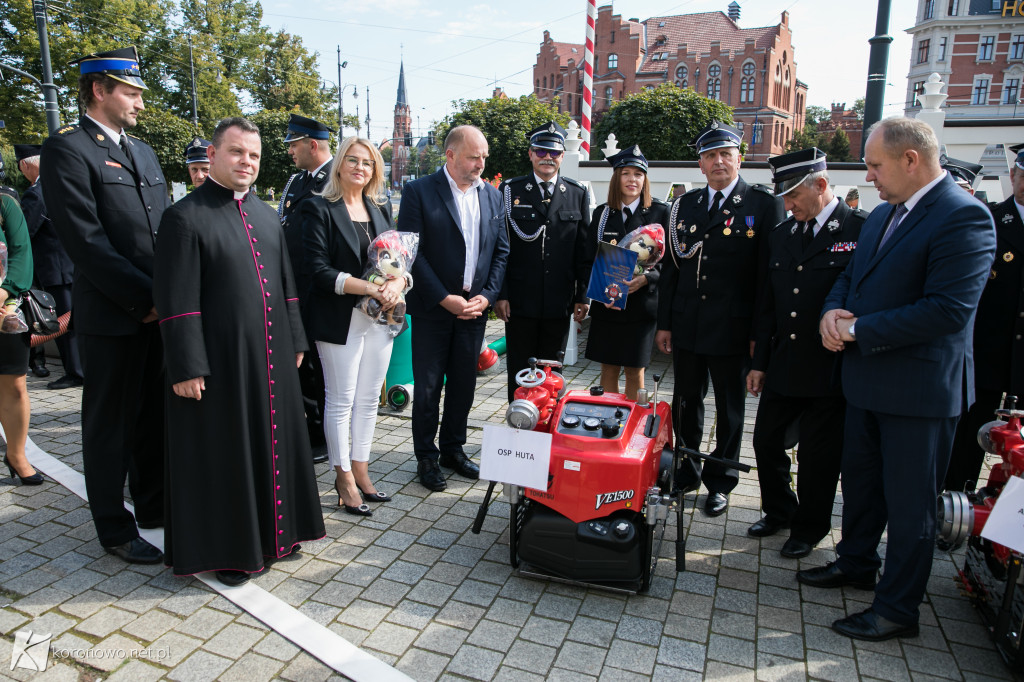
xmin=790 ymin=334 xmax=797 ymax=340
xmin=793 ymin=288 xmax=799 ymax=294
xmin=790 ymin=312 xmax=797 ymax=317
xmin=796 ymin=265 xmax=803 ymax=272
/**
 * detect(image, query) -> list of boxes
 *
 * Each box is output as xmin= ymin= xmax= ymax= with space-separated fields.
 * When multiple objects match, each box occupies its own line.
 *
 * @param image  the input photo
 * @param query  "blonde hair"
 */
xmin=319 ymin=136 xmax=387 ymax=205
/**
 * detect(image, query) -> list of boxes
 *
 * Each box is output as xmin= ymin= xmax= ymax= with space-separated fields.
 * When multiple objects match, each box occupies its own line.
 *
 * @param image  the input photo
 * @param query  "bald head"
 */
xmin=863 ymin=117 xmax=943 ymax=204
xmin=444 ymin=125 xmax=489 ymax=190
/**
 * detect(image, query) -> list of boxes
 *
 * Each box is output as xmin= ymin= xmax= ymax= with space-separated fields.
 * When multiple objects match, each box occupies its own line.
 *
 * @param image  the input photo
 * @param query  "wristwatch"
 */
xmin=848 ymin=321 xmax=856 ymax=339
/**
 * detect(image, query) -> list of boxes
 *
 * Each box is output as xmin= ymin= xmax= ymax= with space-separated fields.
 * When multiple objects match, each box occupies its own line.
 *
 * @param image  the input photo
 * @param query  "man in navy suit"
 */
xmin=797 ymin=118 xmax=996 ymax=641
xmin=397 ymin=125 xmax=509 ymax=492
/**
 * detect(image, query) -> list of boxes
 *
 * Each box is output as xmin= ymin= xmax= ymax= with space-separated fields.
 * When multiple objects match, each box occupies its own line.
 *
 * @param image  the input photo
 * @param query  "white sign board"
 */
xmin=171 ymin=181 xmax=188 ymax=203
xmin=479 ymin=425 xmax=552 ymax=490
xmin=980 ymin=475 xmax=1024 ymax=554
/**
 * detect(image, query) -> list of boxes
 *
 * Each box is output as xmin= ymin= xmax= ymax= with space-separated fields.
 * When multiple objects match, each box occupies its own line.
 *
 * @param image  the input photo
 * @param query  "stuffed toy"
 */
xmin=621 ymin=223 xmax=665 ymax=276
xmin=356 ymin=230 xmax=419 ymax=337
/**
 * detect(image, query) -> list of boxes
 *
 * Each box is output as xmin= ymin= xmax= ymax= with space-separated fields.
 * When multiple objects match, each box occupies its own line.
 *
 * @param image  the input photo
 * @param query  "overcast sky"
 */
xmin=261 ymin=0 xmax=918 ymax=143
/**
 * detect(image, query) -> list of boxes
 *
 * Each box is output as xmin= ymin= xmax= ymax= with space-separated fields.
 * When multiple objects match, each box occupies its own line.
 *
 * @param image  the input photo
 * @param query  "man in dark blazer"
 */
xmin=944 ymin=150 xmax=1024 ymax=494
xmin=655 ymin=121 xmax=785 ymax=517
xmin=496 ymin=121 xmax=590 ymax=402
xmin=746 ymin=148 xmax=866 ymax=559
xmin=41 ymin=47 xmax=167 ymax=564
xmin=16 ymin=145 xmax=83 ymax=388
xmin=397 ymin=125 xmax=509 ymax=492
xmin=801 ymin=117 xmax=996 ymax=642
xmin=278 ymin=114 xmax=334 ymax=464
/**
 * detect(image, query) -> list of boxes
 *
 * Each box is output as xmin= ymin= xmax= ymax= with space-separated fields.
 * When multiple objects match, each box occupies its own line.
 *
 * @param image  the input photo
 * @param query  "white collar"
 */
xmin=533 ymin=172 xmax=558 ymax=188
xmin=811 ymin=196 xmax=840 ymax=230
xmin=622 ymin=196 xmax=641 ymax=214
xmin=902 ymin=170 xmax=947 ymax=214
xmin=85 ymin=114 xmax=123 ymax=144
xmin=209 ymin=176 xmax=248 ymax=200
xmin=311 ymin=157 xmax=332 ymax=176
xmin=707 ymin=176 xmax=740 ymax=204
xmin=1014 ymin=199 xmax=1024 ymax=223
xmin=443 ymin=164 xmax=482 ymax=195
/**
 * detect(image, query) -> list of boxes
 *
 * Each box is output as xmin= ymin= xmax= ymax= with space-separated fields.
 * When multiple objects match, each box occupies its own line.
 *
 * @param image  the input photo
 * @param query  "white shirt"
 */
xmin=809 ymin=196 xmax=840 ymax=236
xmin=706 ymin=175 xmax=740 ymax=207
xmin=901 ymin=170 xmax=948 ymax=219
xmin=621 ymin=196 xmax=641 ymax=215
xmin=533 ymin=173 xmax=558 ymax=196
xmin=443 ymin=165 xmax=483 ymax=291
xmin=85 ymin=115 xmax=123 ymax=147
xmin=310 ymin=157 xmax=332 ymax=178
xmin=1014 ymin=199 xmax=1024 ymax=225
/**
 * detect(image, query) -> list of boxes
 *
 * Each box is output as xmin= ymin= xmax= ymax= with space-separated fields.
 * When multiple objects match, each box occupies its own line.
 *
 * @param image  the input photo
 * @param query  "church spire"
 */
xmin=396 ymin=59 xmax=409 ymax=108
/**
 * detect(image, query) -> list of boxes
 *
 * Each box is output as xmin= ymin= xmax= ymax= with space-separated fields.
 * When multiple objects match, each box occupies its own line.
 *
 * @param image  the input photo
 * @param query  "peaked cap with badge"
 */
xmin=940 ymin=154 xmax=984 ymax=189
xmin=693 ymin=120 xmax=743 ymax=155
xmin=184 ymin=137 xmax=211 ymax=165
xmin=283 ymin=114 xmax=334 ymax=143
xmin=606 ymin=144 xmax=649 ymax=172
xmin=528 ymin=121 xmax=567 ymax=151
xmin=769 ymin=147 xmax=827 ymax=196
xmin=71 ymin=46 xmax=148 ymax=90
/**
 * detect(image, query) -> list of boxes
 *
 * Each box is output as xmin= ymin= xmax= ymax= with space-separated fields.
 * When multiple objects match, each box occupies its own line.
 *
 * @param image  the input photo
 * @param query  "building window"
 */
xmin=947 ymin=0 xmax=959 ymax=15
xmin=543 ymin=76 xmax=547 ymax=91
xmin=924 ymin=0 xmax=935 ymax=18
xmin=752 ymin=122 xmax=763 ymax=144
xmin=611 ymin=30 xmax=615 ymax=43
xmin=938 ymin=37 xmax=947 ymax=61
xmin=978 ymin=36 xmax=995 ymax=61
xmin=913 ymin=81 xmax=925 ymax=104
xmin=604 ymin=85 xmax=613 ymax=105
xmin=972 ymin=78 xmax=989 ymax=104
xmin=707 ymin=64 xmax=722 ymax=100
xmin=1005 ymin=78 xmax=1020 ymax=104
xmin=740 ymin=77 xmax=755 ymax=103
xmin=1011 ymin=35 xmax=1024 ymax=60
xmin=535 ymin=78 xmax=539 ymax=90
xmin=917 ymin=39 xmax=930 ymax=63
xmin=608 ymin=54 xmax=618 ymax=70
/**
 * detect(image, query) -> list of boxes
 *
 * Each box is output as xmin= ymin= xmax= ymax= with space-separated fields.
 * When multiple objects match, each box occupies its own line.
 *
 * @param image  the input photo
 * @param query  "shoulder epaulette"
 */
xmin=503 ymin=175 xmax=530 ymax=185
xmin=562 ymin=176 xmax=586 ymax=189
xmin=56 ymin=124 xmax=79 ymax=135
xmin=752 ymin=184 xmax=775 ymax=196
xmin=684 ymin=186 xmax=703 ymax=196
xmin=126 ymin=132 xmax=142 ymax=140
xmin=650 ymin=196 xmax=669 ymax=207
xmin=772 ymin=216 xmax=796 ymax=232
xmin=852 ymin=208 xmax=870 ymax=220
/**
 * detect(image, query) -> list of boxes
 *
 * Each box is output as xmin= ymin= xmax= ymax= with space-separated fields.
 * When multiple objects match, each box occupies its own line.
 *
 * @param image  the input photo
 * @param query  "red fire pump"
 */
xmin=472 ymin=357 xmax=750 ymax=593
xmin=937 ymin=395 xmax=1024 ymax=669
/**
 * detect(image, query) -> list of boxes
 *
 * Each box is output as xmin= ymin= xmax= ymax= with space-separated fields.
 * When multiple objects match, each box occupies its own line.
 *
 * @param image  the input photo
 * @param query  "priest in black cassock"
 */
xmin=153 ymin=117 xmax=325 ymax=587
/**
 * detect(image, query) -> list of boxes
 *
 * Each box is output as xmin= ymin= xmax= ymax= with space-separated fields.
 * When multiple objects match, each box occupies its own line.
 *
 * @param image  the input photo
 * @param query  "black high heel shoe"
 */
xmin=336 ymin=481 xmax=372 ymax=517
xmin=357 ymin=485 xmax=391 ymax=503
xmin=4 ymin=456 xmax=43 ymax=485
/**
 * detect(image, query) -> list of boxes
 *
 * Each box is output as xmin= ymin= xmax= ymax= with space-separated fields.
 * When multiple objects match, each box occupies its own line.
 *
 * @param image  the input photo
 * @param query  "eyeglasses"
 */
xmin=531 ymin=148 xmax=562 ymax=158
xmin=343 ymin=156 xmax=375 ymax=170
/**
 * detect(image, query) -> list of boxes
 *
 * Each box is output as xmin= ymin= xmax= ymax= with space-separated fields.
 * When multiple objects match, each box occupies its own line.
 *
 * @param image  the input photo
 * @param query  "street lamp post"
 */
xmin=32 ymin=0 xmax=60 ymax=133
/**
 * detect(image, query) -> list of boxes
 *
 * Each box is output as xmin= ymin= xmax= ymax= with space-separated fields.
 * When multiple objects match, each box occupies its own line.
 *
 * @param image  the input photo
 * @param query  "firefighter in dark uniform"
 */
xmin=746 ymin=148 xmax=866 ymax=558
xmin=655 ymin=121 xmax=785 ymax=517
xmin=278 ymin=114 xmax=334 ymax=463
xmin=944 ymin=150 xmax=1024 ymax=496
xmin=41 ymin=46 xmax=167 ymax=564
xmin=496 ymin=121 xmax=591 ymax=402
xmin=184 ymin=137 xmax=211 ymax=188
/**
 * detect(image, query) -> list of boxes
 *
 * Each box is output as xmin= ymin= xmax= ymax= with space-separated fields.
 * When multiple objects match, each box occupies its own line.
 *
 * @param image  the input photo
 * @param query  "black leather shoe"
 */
xmin=781 ymin=537 xmax=814 ymax=559
xmin=439 ymin=450 xmax=480 ymax=479
xmin=748 ymin=517 xmax=789 ymax=537
xmin=136 ymin=519 xmax=163 ymax=530
xmin=796 ymin=561 xmax=876 ymax=590
xmin=418 ymin=460 xmax=447 ymax=492
xmin=104 ymin=537 xmax=163 ymax=565
xmin=30 ymin=363 xmax=50 ymax=378
xmin=832 ymin=608 xmax=919 ymax=641
xmin=47 ymin=374 xmax=83 ymax=390
xmin=704 ymin=492 xmax=729 ymax=517
xmin=311 ymin=443 xmax=329 ymax=464
xmin=216 ymin=570 xmax=251 ymax=587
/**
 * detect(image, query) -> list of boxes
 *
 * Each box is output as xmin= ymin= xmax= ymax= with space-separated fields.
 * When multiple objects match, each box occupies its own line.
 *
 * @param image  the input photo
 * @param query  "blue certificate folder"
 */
xmin=586 ymin=241 xmax=639 ymax=311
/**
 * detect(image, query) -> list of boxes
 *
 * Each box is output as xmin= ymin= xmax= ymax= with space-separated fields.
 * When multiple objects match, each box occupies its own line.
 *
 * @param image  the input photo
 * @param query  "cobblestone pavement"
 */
xmin=0 ymin=320 xmax=1014 ymax=681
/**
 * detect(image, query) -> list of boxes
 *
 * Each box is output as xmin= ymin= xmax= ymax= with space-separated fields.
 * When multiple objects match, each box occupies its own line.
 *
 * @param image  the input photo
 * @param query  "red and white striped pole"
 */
xmin=581 ymin=0 xmax=597 ymax=156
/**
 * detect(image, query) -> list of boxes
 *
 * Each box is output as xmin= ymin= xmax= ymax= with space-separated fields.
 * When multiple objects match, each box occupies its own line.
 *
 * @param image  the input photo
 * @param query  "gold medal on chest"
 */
xmin=1005 ymin=252 xmax=1015 ymax=263
xmin=723 ymin=228 xmax=732 ymax=236
xmin=610 ymin=239 xmax=617 ymax=246
xmin=746 ymin=228 xmax=755 ymax=238
xmin=97 ymin=134 xmax=105 ymax=141
xmin=514 ymin=198 xmax=520 ymax=205
xmin=286 ymin=200 xmax=291 ymax=208
xmin=689 ymin=225 xmax=696 ymax=233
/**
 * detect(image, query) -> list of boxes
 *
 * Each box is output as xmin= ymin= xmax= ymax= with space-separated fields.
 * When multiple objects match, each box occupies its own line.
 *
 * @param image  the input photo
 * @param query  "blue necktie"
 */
xmin=877 ymin=203 xmax=908 ymax=250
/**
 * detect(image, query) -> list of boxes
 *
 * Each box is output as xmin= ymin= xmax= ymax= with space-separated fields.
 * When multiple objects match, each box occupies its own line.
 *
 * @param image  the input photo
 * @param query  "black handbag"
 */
xmin=21 ymin=289 xmax=60 ymax=335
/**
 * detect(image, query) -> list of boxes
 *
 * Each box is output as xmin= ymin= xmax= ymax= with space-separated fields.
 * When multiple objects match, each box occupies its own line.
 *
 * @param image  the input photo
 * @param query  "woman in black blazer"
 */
xmin=300 ymin=137 xmax=405 ymax=517
xmin=584 ymin=146 xmax=669 ymax=400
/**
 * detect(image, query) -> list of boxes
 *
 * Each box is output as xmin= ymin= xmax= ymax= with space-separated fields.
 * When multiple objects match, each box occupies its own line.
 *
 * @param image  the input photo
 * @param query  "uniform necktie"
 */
xmin=119 ymin=132 xmax=134 ymax=166
xmin=541 ymin=181 xmax=553 ymax=202
xmin=622 ymin=206 xmax=633 ymax=223
xmin=802 ymin=219 xmax=815 ymax=250
xmin=877 ymin=203 xmax=908 ymax=250
xmin=709 ymin=190 xmax=723 ymax=217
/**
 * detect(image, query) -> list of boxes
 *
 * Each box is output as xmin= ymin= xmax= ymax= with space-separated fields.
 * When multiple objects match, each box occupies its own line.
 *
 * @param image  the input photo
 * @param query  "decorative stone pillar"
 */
xmin=915 ymin=72 xmax=947 ymax=149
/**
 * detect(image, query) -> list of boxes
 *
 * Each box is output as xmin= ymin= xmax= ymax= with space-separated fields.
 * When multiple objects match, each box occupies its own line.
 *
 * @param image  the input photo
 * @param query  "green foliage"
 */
xmin=804 ymin=105 xmax=831 ymax=130
xmin=133 ymin=108 xmax=205 ymax=185
xmin=0 ymin=147 xmax=30 ymax=195
xmin=591 ymin=84 xmax=737 ymax=161
xmin=786 ymin=126 xmax=822 ymax=153
xmin=248 ymin=108 xmax=337 ymax=194
xmin=853 ymin=98 xmax=866 ymax=121
xmin=439 ymin=95 xmax=570 ymax=180
xmin=825 ymin=128 xmax=852 ymax=161
xmin=248 ymin=29 xmax=334 ymax=120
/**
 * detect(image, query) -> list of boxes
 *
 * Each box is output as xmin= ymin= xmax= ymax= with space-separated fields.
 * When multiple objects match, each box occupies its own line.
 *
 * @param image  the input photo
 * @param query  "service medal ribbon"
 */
xmin=829 ymin=242 xmax=857 ymax=252
xmin=745 ymin=217 xmax=755 ymax=228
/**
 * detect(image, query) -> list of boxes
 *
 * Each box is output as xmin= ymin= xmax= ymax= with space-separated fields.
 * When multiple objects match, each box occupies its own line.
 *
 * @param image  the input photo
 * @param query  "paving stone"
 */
xmin=755 ymin=653 xmax=807 ymax=681
xmin=338 ymin=599 xmax=392 ymax=631
xmin=311 ymin=580 xmax=362 ymax=608
xmin=902 ymin=644 xmax=960 ymax=679
xmin=709 ymin=633 xmax=757 ymax=667
xmin=579 ymin=593 xmax=627 ymax=621
xmin=554 ymin=640 xmax=607 ymax=676
xmin=446 ymin=644 xmax=503 ymax=680
xmin=74 ymin=605 xmax=136 ymax=637
xmin=415 ymin=622 xmax=468 ymax=656
xmin=219 ymin=651 xmax=286 ymax=681
xmin=122 ymin=609 xmax=182 ymax=642
xmin=0 ymin=607 xmax=30 ymax=635
xmin=615 ymin=614 xmax=663 ymax=646
xmin=201 ymin=623 xmax=266 ymax=658
xmin=168 ymin=649 xmax=233 ymax=682
xmin=533 ymin=593 xmax=582 ymax=621
xmin=178 ymin=607 xmax=234 ymax=639
xmin=94 ymin=568 xmax=151 ymax=596
xmin=757 ymin=628 xmax=804 ymax=659
xmin=395 ymin=648 xmax=450 ymax=682
xmin=381 ymin=560 xmax=430 ymax=585
xmin=603 ymin=639 xmax=658 ymax=675
xmin=147 ymin=630 xmax=203 ymax=667
xmin=657 ymin=634 xmax=706 ymax=672
xmin=705 ymin=660 xmax=758 ymax=681
xmin=484 ymin=597 xmax=533 ymax=627
xmin=159 ymin=585 xmax=215 ymax=616
xmin=804 ymin=649 xmax=860 ymax=682
xmin=503 ymin=639 xmax=557 ymax=675
xmin=451 ymin=578 xmax=500 ymax=607
xmin=406 ymin=579 xmax=457 ymax=607
xmin=663 ymin=613 xmax=711 ymax=643
xmin=855 ymin=648 xmax=912 ymax=682
xmin=436 ymin=600 xmax=485 ymax=629
xmin=466 ymin=619 xmax=520 ymax=652
xmin=270 ymin=577 xmax=320 ymax=607
xmin=105 ymin=660 xmax=166 ymax=682
xmin=568 ymin=615 xmax=618 ymax=647
xmin=8 ymin=585 xmax=73 ymax=617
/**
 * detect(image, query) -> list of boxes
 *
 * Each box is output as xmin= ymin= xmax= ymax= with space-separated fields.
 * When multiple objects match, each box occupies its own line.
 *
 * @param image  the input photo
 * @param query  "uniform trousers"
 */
xmin=836 ymin=405 xmax=957 ymax=625
xmin=297 ymin=347 xmax=326 ymax=448
xmin=317 ymin=310 xmax=393 ymax=471
xmin=79 ymin=325 xmax=164 ymax=546
xmin=752 ymin=389 xmax=845 ymax=542
xmin=504 ymin=315 xmax=570 ymax=403
xmin=411 ymin=314 xmax=486 ymax=462
xmin=943 ymin=387 xmax=1001 ymax=493
xmin=671 ymin=337 xmax=747 ymax=494
xmin=50 ymin=284 xmax=83 ymax=378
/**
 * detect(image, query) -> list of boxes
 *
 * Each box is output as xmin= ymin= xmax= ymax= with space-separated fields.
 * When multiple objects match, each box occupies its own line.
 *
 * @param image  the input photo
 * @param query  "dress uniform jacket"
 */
xmin=659 ymin=178 xmax=785 ymax=356
xmin=21 ymin=181 xmax=75 ymax=289
xmin=753 ymin=200 xmax=866 ymax=396
xmin=497 ymin=174 xmax=591 ymax=318
xmin=974 ymin=197 xmax=1024 ymax=396
xmin=41 ymin=117 xmax=169 ymax=334
xmin=280 ymin=162 xmax=331 ymax=294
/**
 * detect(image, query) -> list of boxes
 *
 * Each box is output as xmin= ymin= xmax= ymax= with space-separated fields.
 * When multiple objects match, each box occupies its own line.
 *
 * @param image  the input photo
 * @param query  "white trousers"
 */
xmin=317 ymin=310 xmax=393 ymax=471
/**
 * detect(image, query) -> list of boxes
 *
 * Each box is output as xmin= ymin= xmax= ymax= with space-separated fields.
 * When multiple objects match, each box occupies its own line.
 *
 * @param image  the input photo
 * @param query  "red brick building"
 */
xmin=533 ymin=3 xmax=808 ymax=159
xmin=905 ymin=0 xmax=1024 ymax=118
xmin=817 ymin=103 xmax=864 ymax=157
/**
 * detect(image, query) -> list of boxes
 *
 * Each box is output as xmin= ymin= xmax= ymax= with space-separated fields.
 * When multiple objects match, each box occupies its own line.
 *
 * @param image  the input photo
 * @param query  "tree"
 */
xmin=804 ymin=105 xmax=831 ymax=129
xmin=249 ymin=108 xmax=336 ymax=193
xmin=439 ymin=95 xmax=570 ymax=180
xmin=852 ymin=98 xmax=866 ymax=121
xmin=133 ymin=108 xmax=206 ymax=185
xmin=591 ymin=84 xmax=738 ymax=161
xmin=825 ymin=128 xmax=852 ymax=162
xmin=785 ymin=127 xmax=822 ymax=153
xmin=248 ymin=29 xmax=333 ymax=121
